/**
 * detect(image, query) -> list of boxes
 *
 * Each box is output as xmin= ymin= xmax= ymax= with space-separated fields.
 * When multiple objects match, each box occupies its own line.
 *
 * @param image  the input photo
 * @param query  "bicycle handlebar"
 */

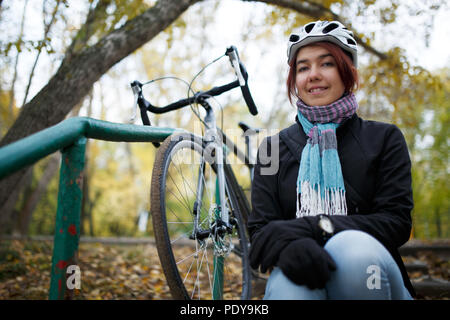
xmin=225 ymin=46 xmax=258 ymax=116
xmin=130 ymin=46 xmax=258 ymax=118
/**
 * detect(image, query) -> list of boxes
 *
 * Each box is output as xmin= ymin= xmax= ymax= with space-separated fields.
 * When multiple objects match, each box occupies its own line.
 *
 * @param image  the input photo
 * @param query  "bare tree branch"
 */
xmin=22 ymin=0 xmax=62 ymax=107
xmin=64 ymin=0 xmax=112 ymax=65
xmin=7 ymin=0 xmax=29 ymax=119
xmin=243 ymin=0 xmax=388 ymax=60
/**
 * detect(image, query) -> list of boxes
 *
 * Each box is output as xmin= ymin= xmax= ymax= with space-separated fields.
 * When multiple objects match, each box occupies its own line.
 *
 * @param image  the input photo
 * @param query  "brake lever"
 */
xmin=130 ymin=80 xmax=160 ymax=148
xmin=225 ymin=46 xmax=258 ymax=116
xmin=130 ymin=84 xmax=140 ymax=123
xmin=226 ymin=46 xmax=245 ymax=86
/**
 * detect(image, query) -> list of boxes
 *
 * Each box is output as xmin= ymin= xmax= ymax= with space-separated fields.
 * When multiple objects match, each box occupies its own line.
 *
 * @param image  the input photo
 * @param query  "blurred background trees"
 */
xmin=0 ymin=0 xmax=448 ymax=239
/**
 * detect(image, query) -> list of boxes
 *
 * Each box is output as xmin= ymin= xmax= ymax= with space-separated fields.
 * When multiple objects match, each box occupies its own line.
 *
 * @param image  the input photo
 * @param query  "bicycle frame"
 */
xmin=190 ymin=99 xmax=251 ymax=242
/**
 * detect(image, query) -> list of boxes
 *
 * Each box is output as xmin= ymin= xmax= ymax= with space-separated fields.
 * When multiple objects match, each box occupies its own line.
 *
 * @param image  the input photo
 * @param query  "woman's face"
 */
xmin=295 ymin=45 xmax=345 ymax=106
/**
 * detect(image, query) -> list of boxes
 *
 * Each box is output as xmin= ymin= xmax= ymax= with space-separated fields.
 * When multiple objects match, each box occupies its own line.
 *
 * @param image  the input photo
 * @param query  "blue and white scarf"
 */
xmin=296 ymin=93 xmax=358 ymax=218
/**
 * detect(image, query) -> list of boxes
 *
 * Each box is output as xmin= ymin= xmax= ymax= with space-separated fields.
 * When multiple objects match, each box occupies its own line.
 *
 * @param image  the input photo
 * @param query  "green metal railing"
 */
xmin=0 ymin=117 xmax=177 ymax=299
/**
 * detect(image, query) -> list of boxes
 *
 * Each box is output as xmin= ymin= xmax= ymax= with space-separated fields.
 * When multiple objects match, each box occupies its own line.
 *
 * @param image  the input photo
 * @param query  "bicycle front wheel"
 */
xmin=151 ymin=133 xmax=251 ymax=300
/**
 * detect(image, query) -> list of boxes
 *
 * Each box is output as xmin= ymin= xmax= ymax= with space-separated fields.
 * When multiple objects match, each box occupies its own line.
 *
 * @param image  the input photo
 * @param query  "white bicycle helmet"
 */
xmin=287 ymin=20 xmax=358 ymax=67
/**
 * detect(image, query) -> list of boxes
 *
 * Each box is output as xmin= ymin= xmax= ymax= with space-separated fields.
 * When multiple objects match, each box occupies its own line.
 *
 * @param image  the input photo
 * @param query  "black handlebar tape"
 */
xmin=241 ymin=84 xmax=258 ymax=116
xmin=139 ymin=104 xmax=151 ymax=126
xmin=238 ymin=62 xmax=258 ymax=116
xmin=145 ymin=80 xmax=240 ymax=114
xmin=138 ymin=98 xmax=160 ymax=148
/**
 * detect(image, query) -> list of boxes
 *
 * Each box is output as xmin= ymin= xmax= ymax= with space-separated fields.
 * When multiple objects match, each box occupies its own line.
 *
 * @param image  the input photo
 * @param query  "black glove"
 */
xmin=249 ymin=218 xmax=316 ymax=273
xmin=277 ymin=238 xmax=337 ymax=289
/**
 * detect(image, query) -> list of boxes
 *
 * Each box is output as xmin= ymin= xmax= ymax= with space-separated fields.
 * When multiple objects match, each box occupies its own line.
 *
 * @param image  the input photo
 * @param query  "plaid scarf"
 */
xmin=296 ymin=93 xmax=358 ymax=218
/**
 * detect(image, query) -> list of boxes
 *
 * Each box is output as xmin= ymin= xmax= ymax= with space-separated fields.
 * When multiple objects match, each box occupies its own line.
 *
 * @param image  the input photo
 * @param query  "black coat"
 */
xmin=248 ymin=113 xmax=415 ymax=297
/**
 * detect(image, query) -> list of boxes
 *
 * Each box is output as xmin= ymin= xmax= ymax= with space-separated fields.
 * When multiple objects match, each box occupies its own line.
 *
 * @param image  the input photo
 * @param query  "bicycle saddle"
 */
xmin=238 ymin=121 xmax=261 ymax=136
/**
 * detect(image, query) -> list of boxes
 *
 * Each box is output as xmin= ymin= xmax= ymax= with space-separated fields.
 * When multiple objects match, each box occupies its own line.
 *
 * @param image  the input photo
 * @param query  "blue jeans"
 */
xmin=263 ymin=230 xmax=413 ymax=300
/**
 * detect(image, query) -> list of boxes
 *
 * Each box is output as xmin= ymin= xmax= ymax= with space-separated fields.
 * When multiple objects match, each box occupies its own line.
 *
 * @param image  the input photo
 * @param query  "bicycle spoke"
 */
xmin=167 ymin=168 xmax=193 ymax=213
xmin=167 ymin=221 xmax=194 ymax=224
xmin=204 ymin=243 xmax=214 ymax=298
xmin=193 ymin=240 xmax=212 ymax=299
xmin=176 ymin=246 xmax=203 ymax=266
xmin=172 ymin=151 xmax=198 ymax=197
xmin=169 ymin=233 xmax=190 ymax=246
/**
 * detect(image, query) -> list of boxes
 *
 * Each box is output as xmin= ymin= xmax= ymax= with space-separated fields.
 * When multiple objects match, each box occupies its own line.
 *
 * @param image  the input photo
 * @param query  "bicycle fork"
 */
xmin=186 ymin=104 xmax=230 ymax=299
xmin=204 ymin=106 xmax=229 ymax=300
xmin=190 ymin=104 xmax=232 ymax=242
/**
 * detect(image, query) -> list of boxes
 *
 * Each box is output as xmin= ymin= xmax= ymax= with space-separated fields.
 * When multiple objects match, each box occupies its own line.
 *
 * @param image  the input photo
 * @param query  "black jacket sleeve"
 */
xmin=248 ymin=135 xmax=283 ymax=243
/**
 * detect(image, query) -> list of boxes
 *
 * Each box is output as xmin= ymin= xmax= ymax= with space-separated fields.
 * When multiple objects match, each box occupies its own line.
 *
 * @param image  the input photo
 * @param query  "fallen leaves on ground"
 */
xmin=1 ymin=239 xmax=448 ymax=300
xmin=403 ymin=252 xmax=449 ymax=282
xmin=0 ymin=240 xmax=171 ymax=300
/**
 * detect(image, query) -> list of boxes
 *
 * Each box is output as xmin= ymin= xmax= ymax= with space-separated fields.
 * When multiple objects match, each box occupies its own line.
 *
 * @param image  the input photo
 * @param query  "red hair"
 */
xmin=287 ymin=41 xmax=359 ymax=104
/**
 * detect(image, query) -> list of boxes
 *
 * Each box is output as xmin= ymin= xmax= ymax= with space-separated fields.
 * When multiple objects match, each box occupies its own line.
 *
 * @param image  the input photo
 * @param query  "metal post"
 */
xmin=49 ymin=137 xmax=86 ymax=300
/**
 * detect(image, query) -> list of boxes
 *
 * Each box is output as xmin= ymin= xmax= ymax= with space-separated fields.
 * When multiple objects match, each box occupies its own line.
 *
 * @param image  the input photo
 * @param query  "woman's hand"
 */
xmin=277 ymin=238 xmax=336 ymax=289
xmin=249 ymin=218 xmax=315 ymax=272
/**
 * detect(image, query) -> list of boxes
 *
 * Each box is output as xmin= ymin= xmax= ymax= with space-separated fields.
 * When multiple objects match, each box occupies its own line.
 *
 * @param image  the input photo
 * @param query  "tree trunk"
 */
xmin=80 ymin=90 xmax=93 ymax=236
xmin=0 ymin=0 xmax=200 ymax=226
xmin=434 ymin=208 xmax=441 ymax=238
xmin=80 ymin=166 xmax=89 ymax=236
xmin=0 ymin=167 xmax=33 ymax=234
xmin=14 ymin=153 xmax=60 ymax=235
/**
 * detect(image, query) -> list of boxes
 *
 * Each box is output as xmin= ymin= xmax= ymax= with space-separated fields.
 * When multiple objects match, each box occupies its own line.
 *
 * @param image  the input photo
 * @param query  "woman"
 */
xmin=248 ymin=20 xmax=415 ymax=300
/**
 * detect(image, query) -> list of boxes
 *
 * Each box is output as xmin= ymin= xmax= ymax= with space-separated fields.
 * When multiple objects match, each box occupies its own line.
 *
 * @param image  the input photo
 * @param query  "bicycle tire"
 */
xmin=151 ymin=133 xmax=251 ymax=300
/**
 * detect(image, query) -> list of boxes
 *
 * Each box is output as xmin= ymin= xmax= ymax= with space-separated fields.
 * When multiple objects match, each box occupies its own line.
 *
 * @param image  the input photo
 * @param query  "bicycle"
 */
xmin=130 ymin=46 xmax=260 ymax=300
